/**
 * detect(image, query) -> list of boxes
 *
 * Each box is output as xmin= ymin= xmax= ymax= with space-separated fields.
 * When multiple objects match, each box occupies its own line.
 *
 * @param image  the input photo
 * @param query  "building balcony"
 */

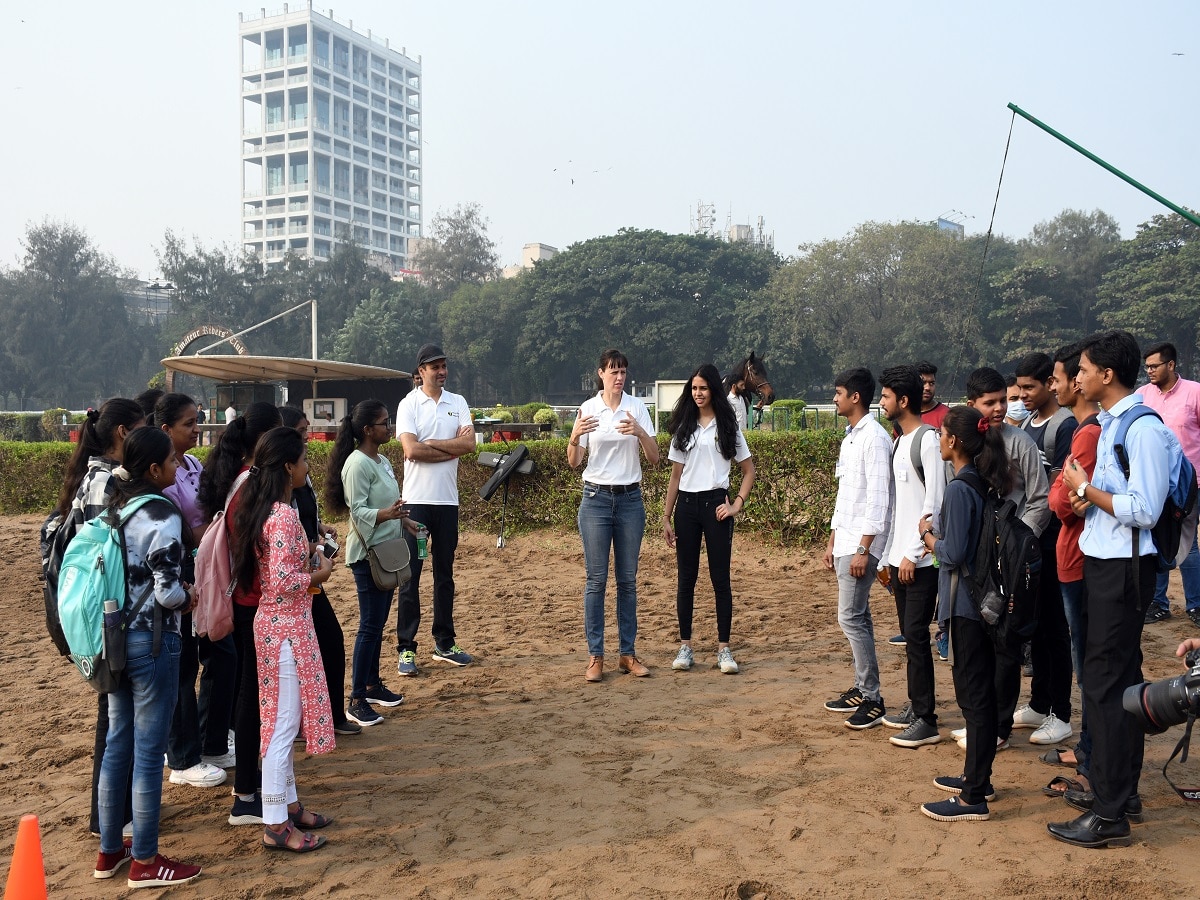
xmin=314 ymin=183 xmax=331 ymax=196
xmin=287 ymin=73 xmax=308 ymax=86
xmin=288 ymin=224 xmax=308 ymax=235
xmin=286 ymin=51 xmax=308 ymax=64
xmin=243 ymin=188 xmax=264 ymax=199
xmin=265 ymin=121 xmax=286 ymax=133
xmin=242 ymin=60 xmax=261 ymax=73
xmin=334 ymin=187 xmax=350 ymax=200
xmin=287 ymin=138 xmax=308 ymax=150
xmin=314 ymin=54 xmax=329 ymax=69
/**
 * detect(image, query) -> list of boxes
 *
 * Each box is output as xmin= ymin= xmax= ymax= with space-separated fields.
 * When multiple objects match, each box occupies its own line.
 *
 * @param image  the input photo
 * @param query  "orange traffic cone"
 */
xmin=3 ymin=815 xmax=47 ymax=900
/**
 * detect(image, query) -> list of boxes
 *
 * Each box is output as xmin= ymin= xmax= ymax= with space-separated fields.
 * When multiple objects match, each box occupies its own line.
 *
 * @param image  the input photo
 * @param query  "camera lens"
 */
xmin=1123 ymin=674 xmax=1196 ymax=734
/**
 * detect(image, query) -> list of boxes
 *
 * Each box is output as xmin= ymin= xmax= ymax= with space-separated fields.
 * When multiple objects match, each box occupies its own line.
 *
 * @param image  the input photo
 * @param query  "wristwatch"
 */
xmin=1076 ymin=481 xmax=1090 ymax=499
xmin=855 ymin=544 xmax=868 ymax=556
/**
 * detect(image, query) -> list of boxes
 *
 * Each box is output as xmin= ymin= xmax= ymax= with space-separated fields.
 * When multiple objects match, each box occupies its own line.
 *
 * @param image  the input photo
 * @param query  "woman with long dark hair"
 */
xmin=47 ymin=399 xmax=145 ymax=840
xmin=155 ymin=393 xmax=228 ymax=791
xmin=279 ymin=405 xmax=357 ymax=736
xmin=325 ymin=400 xmax=412 ymax=727
xmin=94 ymin=427 xmax=202 ymax=887
xmin=917 ymin=405 xmax=1013 ymax=823
xmin=663 ymin=364 xmax=755 ymax=674
xmin=208 ymin=402 xmax=287 ymax=825
xmin=231 ymin=426 xmax=335 ymax=852
xmin=566 ymin=349 xmax=660 ymax=683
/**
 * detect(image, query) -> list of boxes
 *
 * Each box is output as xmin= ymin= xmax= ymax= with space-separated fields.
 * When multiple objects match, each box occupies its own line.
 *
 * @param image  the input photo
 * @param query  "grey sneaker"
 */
xmin=882 ymin=702 xmax=915 ymax=729
xmin=397 ymin=650 xmax=418 ymax=676
xmin=432 ymin=644 xmax=473 ymax=666
xmin=716 ymin=647 xmax=739 ymax=674
xmin=671 ymin=645 xmax=694 ymax=670
xmin=890 ymin=718 xmax=942 ymax=748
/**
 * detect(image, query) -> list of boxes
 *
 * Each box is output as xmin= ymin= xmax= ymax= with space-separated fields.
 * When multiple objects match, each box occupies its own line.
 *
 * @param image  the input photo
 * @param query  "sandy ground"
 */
xmin=3 ymin=513 xmax=1199 ymax=898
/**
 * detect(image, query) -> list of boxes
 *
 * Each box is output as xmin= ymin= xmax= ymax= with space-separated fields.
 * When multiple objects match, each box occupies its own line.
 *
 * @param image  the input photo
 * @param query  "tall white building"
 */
xmin=239 ymin=3 xmax=422 ymax=275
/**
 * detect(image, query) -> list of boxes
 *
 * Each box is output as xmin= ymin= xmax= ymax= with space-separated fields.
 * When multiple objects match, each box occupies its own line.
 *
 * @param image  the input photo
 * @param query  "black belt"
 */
xmin=584 ymin=482 xmax=640 ymax=494
xmin=680 ymin=488 xmax=728 ymax=500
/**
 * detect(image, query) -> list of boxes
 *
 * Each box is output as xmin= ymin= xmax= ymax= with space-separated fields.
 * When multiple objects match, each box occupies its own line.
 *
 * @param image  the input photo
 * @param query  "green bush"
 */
xmin=0 ymin=414 xmax=49 ymax=442
xmin=5 ymin=430 xmax=845 ymax=547
xmin=532 ymin=408 xmax=559 ymax=428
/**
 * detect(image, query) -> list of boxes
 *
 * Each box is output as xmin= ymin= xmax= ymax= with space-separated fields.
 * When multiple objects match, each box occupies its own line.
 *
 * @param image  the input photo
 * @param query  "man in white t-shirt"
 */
xmin=394 ymin=344 xmax=477 ymax=675
xmin=877 ymin=365 xmax=946 ymax=748
xmin=225 ymin=403 xmax=237 ymax=425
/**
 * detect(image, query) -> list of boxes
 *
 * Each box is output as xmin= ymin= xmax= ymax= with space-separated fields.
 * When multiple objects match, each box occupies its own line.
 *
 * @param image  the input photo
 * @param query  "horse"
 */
xmin=724 ymin=352 xmax=775 ymax=424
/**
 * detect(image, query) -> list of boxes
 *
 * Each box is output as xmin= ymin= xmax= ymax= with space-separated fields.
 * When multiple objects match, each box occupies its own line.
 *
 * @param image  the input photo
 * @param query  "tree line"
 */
xmin=1 ymin=204 xmax=1196 ymax=410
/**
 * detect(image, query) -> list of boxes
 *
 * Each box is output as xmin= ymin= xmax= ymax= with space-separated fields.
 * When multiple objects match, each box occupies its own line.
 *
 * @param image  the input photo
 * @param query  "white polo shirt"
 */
xmin=396 ymin=387 xmax=473 ymax=505
xmin=668 ymin=419 xmax=751 ymax=492
xmin=578 ymin=392 xmax=654 ymax=486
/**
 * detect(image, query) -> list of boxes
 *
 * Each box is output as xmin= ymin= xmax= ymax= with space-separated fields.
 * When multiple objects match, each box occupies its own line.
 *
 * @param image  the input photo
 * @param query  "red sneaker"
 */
xmin=93 ymin=839 xmax=132 ymax=879
xmin=127 ymin=853 xmax=201 ymax=889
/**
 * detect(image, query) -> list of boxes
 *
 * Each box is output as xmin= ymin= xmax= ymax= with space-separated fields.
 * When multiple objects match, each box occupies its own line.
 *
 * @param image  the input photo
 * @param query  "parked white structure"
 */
xmin=239 ymin=3 xmax=422 ymax=275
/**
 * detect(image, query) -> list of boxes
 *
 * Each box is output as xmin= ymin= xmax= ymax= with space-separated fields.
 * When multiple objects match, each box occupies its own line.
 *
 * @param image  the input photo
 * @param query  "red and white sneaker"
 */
xmin=127 ymin=853 xmax=201 ymax=889
xmin=93 ymin=839 xmax=133 ymax=879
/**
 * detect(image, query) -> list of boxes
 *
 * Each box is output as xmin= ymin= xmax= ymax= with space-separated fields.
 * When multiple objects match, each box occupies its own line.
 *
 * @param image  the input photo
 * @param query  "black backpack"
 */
xmin=38 ymin=509 xmax=74 ymax=657
xmin=957 ymin=470 xmax=1043 ymax=648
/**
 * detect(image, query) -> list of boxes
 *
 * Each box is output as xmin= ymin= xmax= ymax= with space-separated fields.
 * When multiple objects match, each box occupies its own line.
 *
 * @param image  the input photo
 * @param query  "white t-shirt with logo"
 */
xmin=668 ymin=419 xmax=751 ymax=492
xmin=578 ymin=392 xmax=654 ymax=486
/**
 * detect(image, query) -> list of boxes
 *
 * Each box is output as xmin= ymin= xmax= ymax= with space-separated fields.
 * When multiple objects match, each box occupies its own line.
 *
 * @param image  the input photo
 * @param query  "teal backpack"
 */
xmin=57 ymin=494 xmax=171 ymax=692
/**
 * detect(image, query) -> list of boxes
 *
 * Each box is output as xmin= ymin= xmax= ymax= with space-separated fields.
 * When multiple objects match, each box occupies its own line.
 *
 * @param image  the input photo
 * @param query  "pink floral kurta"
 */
xmin=254 ymin=503 xmax=335 ymax=756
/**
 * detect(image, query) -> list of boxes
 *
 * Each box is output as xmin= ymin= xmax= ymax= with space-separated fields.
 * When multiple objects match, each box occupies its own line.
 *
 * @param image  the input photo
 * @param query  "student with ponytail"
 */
xmin=917 ymin=405 xmax=1013 ymax=823
xmin=231 ymin=426 xmax=335 ymax=853
xmin=47 ymin=399 xmax=145 ymax=840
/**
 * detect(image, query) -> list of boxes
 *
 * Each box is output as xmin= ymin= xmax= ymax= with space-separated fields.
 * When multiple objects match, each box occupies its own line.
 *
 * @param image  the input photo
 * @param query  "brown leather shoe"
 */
xmin=619 ymin=654 xmax=650 ymax=677
xmin=585 ymin=656 xmax=603 ymax=682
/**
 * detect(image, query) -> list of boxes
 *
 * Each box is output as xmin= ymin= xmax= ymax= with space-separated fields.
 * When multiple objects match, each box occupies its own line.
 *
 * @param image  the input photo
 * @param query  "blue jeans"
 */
xmin=99 ymin=630 xmax=181 ymax=861
xmin=834 ymin=555 xmax=882 ymax=702
xmin=1151 ymin=532 xmax=1200 ymax=613
xmin=1060 ymin=578 xmax=1091 ymax=777
xmin=579 ymin=486 xmax=645 ymax=657
xmin=350 ymin=559 xmax=395 ymax=699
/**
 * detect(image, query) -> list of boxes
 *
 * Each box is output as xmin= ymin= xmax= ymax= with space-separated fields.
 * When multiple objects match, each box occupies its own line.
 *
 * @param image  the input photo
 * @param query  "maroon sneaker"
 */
xmin=93 ymin=839 xmax=132 ymax=879
xmin=127 ymin=854 xmax=201 ymax=889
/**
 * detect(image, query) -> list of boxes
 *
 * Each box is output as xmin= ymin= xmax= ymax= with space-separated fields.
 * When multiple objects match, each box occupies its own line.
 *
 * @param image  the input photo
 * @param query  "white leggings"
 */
xmin=261 ymin=639 xmax=300 ymax=826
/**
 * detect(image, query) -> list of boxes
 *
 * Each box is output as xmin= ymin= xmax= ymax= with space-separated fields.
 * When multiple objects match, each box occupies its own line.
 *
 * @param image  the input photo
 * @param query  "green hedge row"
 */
xmin=3 ymin=430 xmax=842 ymax=546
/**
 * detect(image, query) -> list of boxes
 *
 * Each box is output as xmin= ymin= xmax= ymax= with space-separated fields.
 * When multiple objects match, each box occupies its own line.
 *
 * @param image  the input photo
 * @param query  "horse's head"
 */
xmin=743 ymin=352 xmax=775 ymax=406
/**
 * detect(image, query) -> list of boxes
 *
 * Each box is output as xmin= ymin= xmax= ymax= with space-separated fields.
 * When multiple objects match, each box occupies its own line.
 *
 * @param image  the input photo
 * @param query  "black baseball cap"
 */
xmin=416 ymin=344 xmax=447 ymax=368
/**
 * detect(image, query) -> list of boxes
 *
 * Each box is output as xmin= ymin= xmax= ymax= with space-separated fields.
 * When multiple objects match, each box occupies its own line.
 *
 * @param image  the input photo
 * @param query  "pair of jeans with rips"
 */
xmin=98 ymin=630 xmax=181 ymax=861
xmin=579 ymin=485 xmax=645 ymax=657
xmin=834 ymin=554 xmax=882 ymax=702
xmin=350 ymin=559 xmax=395 ymax=699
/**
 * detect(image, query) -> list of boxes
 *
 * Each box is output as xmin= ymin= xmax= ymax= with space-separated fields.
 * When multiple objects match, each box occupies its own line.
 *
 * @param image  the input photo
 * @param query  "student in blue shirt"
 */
xmin=1055 ymin=330 xmax=1176 ymax=849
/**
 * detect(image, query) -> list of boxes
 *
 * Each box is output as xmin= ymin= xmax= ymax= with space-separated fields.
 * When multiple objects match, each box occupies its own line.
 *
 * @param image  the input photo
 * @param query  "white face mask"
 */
xmin=1007 ymin=401 xmax=1031 ymax=422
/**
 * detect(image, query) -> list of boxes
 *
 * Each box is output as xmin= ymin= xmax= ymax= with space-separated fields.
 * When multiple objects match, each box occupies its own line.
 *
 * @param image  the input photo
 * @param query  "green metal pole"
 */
xmin=1007 ymin=102 xmax=1200 ymax=228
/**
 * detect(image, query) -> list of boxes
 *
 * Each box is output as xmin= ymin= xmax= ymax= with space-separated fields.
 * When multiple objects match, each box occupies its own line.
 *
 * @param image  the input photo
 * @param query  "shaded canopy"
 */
xmin=161 ymin=354 xmax=410 ymax=383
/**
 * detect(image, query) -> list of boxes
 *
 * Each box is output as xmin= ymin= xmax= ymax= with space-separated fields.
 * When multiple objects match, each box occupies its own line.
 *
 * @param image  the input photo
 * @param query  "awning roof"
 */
xmin=160 ymin=355 xmax=411 ymax=383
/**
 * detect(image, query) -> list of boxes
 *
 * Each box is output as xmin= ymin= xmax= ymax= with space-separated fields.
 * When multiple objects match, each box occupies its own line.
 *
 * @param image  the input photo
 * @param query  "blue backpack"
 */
xmin=56 ymin=494 xmax=171 ymax=692
xmin=1111 ymin=405 xmax=1199 ymax=575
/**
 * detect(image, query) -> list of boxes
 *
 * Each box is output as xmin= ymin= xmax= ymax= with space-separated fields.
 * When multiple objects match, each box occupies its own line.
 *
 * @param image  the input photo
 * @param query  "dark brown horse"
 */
xmin=725 ymin=352 xmax=775 ymax=415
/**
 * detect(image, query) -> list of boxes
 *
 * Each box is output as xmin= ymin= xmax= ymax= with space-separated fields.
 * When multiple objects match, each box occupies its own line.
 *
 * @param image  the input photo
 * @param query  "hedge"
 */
xmin=2 ymin=430 xmax=843 ymax=546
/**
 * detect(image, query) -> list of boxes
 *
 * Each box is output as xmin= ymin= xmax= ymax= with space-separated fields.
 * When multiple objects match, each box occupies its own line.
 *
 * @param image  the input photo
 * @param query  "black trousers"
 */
xmin=1029 ymin=524 xmax=1073 ymax=721
xmin=674 ymin=490 xmax=735 ymax=643
xmin=396 ymin=504 xmax=459 ymax=654
xmin=892 ymin=564 xmax=939 ymax=724
xmin=166 ymin=615 xmax=201 ymax=770
xmin=310 ymin=587 xmax=349 ymax=727
xmin=950 ymin=615 xmax=998 ymax=805
xmin=1082 ymin=555 xmax=1153 ymax=820
xmin=197 ymin=634 xmax=238 ymax=756
xmin=993 ymin=634 xmax=1024 ymax=741
xmin=231 ymin=603 xmax=261 ymax=796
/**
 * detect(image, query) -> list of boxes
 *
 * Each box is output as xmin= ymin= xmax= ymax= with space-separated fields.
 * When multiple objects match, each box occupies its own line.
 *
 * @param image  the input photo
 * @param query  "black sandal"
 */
xmin=1042 ymin=775 xmax=1086 ymax=797
xmin=262 ymin=821 xmax=326 ymax=853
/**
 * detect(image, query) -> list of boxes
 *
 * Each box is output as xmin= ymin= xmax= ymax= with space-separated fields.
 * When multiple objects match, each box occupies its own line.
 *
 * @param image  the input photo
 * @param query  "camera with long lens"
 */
xmin=1123 ymin=648 xmax=1200 ymax=734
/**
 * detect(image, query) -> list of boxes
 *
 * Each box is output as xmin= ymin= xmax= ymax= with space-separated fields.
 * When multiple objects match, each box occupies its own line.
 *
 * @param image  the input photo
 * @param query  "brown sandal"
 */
xmin=1042 ymin=775 xmax=1086 ymax=797
xmin=263 ymin=821 xmax=327 ymax=853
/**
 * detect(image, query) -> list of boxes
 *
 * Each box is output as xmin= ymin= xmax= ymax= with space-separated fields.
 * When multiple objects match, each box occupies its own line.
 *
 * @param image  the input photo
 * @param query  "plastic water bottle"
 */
xmin=416 ymin=526 xmax=429 ymax=560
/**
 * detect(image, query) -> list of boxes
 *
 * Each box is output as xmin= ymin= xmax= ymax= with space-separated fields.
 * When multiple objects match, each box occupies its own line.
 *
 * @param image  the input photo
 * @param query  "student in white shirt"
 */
xmin=823 ymin=367 xmax=893 ymax=729
xmin=567 ymin=349 xmax=660 ymax=683
xmin=663 ymin=364 xmax=756 ymax=675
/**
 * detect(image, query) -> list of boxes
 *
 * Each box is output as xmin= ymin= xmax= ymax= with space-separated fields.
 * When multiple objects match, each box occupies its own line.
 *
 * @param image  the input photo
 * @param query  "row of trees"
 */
xmin=1 ymin=203 xmax=1197 ymax=409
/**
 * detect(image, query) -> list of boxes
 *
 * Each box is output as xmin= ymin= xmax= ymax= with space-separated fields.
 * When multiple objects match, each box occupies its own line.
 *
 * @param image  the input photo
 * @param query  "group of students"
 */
xmin=823 ymin=331 xmax=1192 ymax=847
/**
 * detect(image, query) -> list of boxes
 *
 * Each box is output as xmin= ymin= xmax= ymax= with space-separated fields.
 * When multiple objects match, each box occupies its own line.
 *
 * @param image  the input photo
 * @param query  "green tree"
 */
xmin=1098 ymin=213 xmax=1200 ymax=372
xmin=438 ymin=277 xmax=526 ymax=404
xmin=412 ymin=202 xmax=500 ymax=295
xmin=328 ymin=281 xmax=439 ymax=371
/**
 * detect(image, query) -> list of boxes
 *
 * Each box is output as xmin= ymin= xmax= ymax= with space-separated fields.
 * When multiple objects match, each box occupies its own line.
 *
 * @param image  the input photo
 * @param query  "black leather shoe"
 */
xmin=1047 ymin=811 xmax=1132 ymax=848
xmin=1062 ymin=789 xmax=1144 ymax=824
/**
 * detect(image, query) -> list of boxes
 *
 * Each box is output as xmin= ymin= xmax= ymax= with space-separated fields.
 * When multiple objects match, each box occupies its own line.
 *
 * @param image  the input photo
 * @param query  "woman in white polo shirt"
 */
xmin=567 ymin=349 xmax=660 ymax=683
xmin=663 ymin=364 xmax=755 ymax=674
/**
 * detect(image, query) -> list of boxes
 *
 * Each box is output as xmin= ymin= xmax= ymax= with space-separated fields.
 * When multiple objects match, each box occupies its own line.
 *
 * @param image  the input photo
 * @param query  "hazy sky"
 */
xmin=2 ymin=2 xmax=1196 ymax=278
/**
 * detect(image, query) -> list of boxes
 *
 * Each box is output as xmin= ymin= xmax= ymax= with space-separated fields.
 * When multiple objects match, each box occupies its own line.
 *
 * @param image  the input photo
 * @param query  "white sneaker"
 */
xmin=672 ymin=645 xmax=694 ymax=670
xmin=956 ymin=734 xmax=1010 ymax=752
xmin=717 ymin=647 xmax=739 ymax=674
xmin=200 ymin=751 xmax=236 ymax=769
xmin=1028 ymin=712 xmax=1072 ymax=745
xmin=1011 ymin=704 xmax=1047 ymax=729
xmin=168 ymin=762 xmax=227 ymax=788
xmin=951 ymin=727 xmax=966 ymax=741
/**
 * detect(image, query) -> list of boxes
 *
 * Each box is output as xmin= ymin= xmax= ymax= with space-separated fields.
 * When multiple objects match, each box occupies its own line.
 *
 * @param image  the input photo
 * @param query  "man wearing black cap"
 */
xmin=394 ymin=344 xmax=477 ymax=675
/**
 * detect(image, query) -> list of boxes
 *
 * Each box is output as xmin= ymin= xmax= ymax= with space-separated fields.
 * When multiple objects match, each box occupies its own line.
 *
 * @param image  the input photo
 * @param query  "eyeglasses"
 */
xmin=372 ymin=419 xmax=391 ymax=428
xmin=1145 ymin=362 xmax=1168 ymax=372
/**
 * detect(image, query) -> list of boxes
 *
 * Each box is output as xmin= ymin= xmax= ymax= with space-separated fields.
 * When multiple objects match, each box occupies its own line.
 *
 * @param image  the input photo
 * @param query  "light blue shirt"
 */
xmin=1079 ymin=393 xmax=1176 ymax=560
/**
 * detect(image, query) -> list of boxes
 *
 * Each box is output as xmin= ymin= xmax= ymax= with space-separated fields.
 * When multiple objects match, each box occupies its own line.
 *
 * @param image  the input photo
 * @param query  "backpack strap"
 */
xmin=909 ymin=425 xmax=933 ymax=486
xmin=1111 ymin=404 xmax=1162 ymax=588
xmin=117 ymin=494 xmax=175 ymax=657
